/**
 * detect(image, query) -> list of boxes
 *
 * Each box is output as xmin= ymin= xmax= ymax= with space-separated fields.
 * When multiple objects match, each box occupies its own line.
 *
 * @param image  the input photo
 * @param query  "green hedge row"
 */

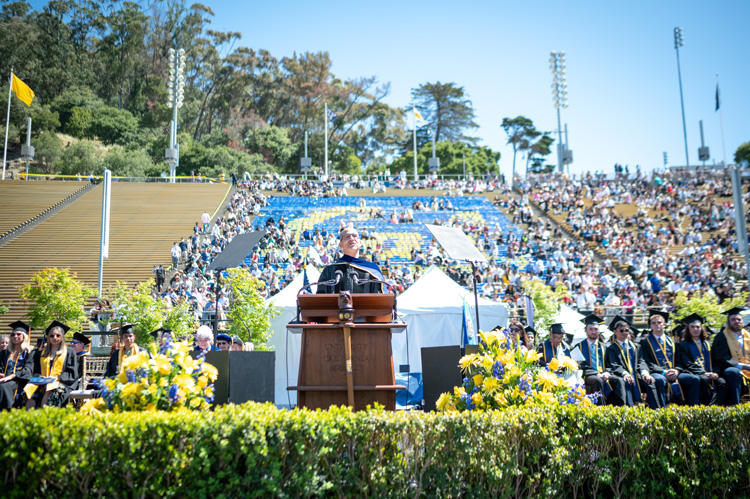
xmin=2 ymin=404 xmax=749 ymax=498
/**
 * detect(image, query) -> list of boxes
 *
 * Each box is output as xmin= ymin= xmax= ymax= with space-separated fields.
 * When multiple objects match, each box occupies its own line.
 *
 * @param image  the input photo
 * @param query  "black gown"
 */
xmin=26 ymin=348 xmax=78 ymax=407
xmin=0 ymin=349 xmax=33 ymax=409
xmin=105 ymin=346 xmax=147 ymax=378
xmin=316 ymin=261 xmax=384 ymax=294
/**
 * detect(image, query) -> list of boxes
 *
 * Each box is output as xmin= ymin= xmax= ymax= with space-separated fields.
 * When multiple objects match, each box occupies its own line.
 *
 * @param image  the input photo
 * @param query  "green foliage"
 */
xmin=54 ymin=139 xmax=101 ymax=175
xmin=222 ymin=268 xmax=278 ymax=349
xmin=2 ymin=404 xmax=750 ymax=498
xmin=19 ymin=267 xmax=95 ymax=332
xmin=50 ymin=86 xmax=105 ymax=131
xmin=672 ymin=290 xmax=748 ymax=331
xmin=411 ymin=81 xmax=479 ymax=144
xmin=107 ymin=280 xmax=195 ymax=346
xmin=100 ymin=145 xmax=155 ymax=177
xmin=390 ymin=140 xmax=500 ymax=176
xmin=86 ymin=106 xmax=139 ymax=145
xmin=66 ymin=107 xmax=93 ymax=138
xmin=522 ymin=277 xmax=571 ymax=338
xmin=735 ymin=141 xmax=750 ymax=165
xmin=501 ymin=116 xmax=540 ymax=181
xmin=30 ymin=131 xmax=63 ymax=173
xmin=244 ymin=125 xmax=296 ymax=167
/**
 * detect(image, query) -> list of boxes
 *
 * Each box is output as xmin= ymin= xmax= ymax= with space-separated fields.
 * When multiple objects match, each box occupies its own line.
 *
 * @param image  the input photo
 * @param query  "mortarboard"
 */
xmin=112 ymin=323 xmax=138 ymax=336
xmin=549 ymin=323 xmax=565 ymax=335
xmin=608 ymin=315 xmax=632 ymax=333
xmin=723 ymin=307 xmax=745 ymax=318
xmin=681 ymin=313 xmax=705 ymax=325
xmin=150 ymin=327 xmax=173 ymax=340
xmin=648 ymin=309 xmax=670 ymax=322
xmin=72 ymin=332 xmax=90 ymax=345
xmin=580 ymin=314 xmax=604 ymax=326
xmin=524 ymin=325 xmax=537 ymax=336
xmin=231 ymin=335 xmax=244 ymax=346
xmin=8 ymin=320 xmax=31 ymax=335
xmin=45 ymin=320 xmax=70 ymax=335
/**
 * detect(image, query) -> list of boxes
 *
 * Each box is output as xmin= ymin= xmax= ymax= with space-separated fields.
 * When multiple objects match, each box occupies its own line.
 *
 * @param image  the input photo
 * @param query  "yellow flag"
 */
xmin=11 ymin=73 xmax=34 ymax=107
xmin=414 ymin=109 xmax=423 ymax=121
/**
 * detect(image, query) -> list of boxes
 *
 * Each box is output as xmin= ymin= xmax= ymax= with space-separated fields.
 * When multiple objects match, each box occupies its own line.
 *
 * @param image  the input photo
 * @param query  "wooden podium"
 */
xmin=288 ymin=293 xmax=405 ymax=411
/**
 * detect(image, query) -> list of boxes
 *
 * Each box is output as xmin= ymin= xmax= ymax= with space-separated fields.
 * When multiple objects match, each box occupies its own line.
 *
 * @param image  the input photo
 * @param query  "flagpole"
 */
xmin=324 ymin=102 xmax=328 ymax=178
xmin=2 ymin=71 xmax=13 ymax=180
xmin=716 ymin=74 xmax=727 ymax=166
xmin=413 ymin=105 xmax=417 ymax=182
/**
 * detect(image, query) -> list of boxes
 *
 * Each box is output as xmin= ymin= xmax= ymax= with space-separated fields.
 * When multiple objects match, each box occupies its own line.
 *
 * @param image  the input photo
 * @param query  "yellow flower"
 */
xmin=522 ymin=349 xmax=543 ymax=364
xmin=201 ymin=362 xmax=218 ymax=382
xmin=483 ymin=377 xmax=499 ymax=392
xmin=151 ymin=355 xmax=173 ymax=376
xmin=159 ymin=378 xmax=169 ymax=387
xmin=436 ymin=392 xmax=451 ymax=411
xmin=479 ymin=330 xmax=496 ymax=346
xmin=148 ymin=384 xmax=158 ymax=395
xmin=480 ymin=356 xmax=494 ymax=372
xmin=494 ymin=392 xmax=508 ymax=407
xmin=145 ymin=403 xmax=156 ymax=411
xmin=139 ymin=395 xmax=147 ymax=406
xmin=190 ymin=397 xmax=202 ymax=408
xmin=122 ymin=352 xmax=149 ymax=371
xmin=453 ymin=386 xmax=467 ymax=397
xmin=177 ymin=354 xmax=198 ymax=374
xmin=458 ymin=354 xmax=478 ymax=371
xmin=537 ymin=370 xmax=559 ymax=392
xmin=548 ymin=357 xmax=560 ymax=372
xmin=121 ymin=382 xmax=143 ymax=400
xmin=579 ymin=397 xmax=594 ymax=407
xmin=471 ymin=392 xmax=482 ymax=406
xmin=472 ymin=374 xmax=484 ymax=388
xmin=104 ymin=379 xmax=117 ymax=390
xmin=80 ymin=397 xmax=106 ymax=414
xmin=118 ymin=371 xmax=129 ymax=384
xmin=534 ymin=391 xmax=558 ymax=405
xmin=197 ymin=375 xmax=208 ymax=389
xmin=561 ymin=356 xmax=579 ymax=372
xmin=174 ymin=374 xmax=195 ymax=391
xmin=204 ymin=386 xmax=214 ymax=399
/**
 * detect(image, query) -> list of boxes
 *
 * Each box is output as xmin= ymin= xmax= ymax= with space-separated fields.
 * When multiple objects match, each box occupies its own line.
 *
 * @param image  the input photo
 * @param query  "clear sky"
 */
xmin=207 ymin=0 xmax=749 ymax=176
xmin=28 ymin=0 xmax=750 ymax=176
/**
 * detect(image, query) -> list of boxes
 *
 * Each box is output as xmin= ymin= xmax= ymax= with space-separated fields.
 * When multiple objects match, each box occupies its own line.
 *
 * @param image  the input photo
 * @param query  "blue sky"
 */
xmin=207 ymin=0 xmax=749 ymax=175
xmin=29 ymin=0 xmax=750 ymax=176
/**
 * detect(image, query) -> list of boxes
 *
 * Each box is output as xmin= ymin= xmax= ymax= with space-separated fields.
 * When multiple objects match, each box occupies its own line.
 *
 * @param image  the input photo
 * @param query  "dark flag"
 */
xmin=715 ymin=83 xmax=720 ymax=112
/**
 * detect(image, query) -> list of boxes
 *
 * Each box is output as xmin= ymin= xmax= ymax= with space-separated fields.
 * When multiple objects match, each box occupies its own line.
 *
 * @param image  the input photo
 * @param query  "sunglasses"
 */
xmin=48 ymin=334 xmax=62 ymax=338
xmin=70 ymin=340 xmax=80 ymax=345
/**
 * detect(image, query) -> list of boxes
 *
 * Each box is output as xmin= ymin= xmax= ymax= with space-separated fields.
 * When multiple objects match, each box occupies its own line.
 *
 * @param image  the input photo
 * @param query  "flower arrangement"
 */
xmin=81 ymin=340 xmax=218 ymax=414
xmin=436 ymin=328 xmax=598 ymax=412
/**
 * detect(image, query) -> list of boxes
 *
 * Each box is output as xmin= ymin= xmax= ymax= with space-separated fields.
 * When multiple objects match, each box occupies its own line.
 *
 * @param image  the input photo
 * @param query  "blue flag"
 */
xmin=302 ymin=268 xmax=310 ymax=294
xmin=327 ymin=109 xmax=337 ymax=122
xmin=462 ymin=301 xmax=476 ymax=346
xmin=715 ymin=83 xmax=720 ymax=112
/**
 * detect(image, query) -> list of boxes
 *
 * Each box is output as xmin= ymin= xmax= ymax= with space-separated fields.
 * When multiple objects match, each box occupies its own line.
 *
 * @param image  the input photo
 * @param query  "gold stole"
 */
xmin=723 ymin=329 xmax=750 ymax=361
xmin=23 ymin=351 xmax=65 ymax=397
xmin=117 ymin=345 xmax=140 ymax=374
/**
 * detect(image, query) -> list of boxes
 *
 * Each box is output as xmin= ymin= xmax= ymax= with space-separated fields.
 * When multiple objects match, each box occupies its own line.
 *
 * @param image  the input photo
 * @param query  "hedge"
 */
xmin=1 ymin=404 xmax=749 ymax=498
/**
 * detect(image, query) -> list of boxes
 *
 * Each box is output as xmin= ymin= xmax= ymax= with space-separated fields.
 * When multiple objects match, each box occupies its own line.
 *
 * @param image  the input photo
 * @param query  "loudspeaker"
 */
xmin=421 ymin=345 xmax=463 ymax=412
xmin=204 ymin=351 xmax=275 ymax=405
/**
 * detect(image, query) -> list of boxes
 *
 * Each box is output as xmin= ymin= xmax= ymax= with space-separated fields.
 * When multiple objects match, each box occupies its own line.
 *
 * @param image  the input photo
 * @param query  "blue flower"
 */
xmin=492 ymin=361 xmax=505 ymax=378
xmin=126 ymin=370 xmax=136 ymax=383
xmin=168 ymin=384 xmax=180 ymax=403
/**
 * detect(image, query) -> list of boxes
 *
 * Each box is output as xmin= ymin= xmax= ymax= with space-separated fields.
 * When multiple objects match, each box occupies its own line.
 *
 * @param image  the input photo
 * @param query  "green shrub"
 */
xmin=1 ymin=404 xmax=749 ymax=498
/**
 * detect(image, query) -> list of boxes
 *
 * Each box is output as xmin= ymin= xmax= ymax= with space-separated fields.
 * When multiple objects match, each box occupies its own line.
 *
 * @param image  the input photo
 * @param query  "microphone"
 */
xmin=351 ymin=273 xmax=396 ymax=293
xmin=297 ymin=270 xmax=342 ymax=296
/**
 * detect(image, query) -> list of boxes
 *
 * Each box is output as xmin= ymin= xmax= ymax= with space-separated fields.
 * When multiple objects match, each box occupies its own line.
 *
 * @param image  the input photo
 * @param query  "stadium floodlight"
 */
xmin=550 ymin=51 xmax=569 ymax=173
xmin=166 ymin=47 xmax=187 ymax=183
xmin=673 ymin=27 xmax=689 ymax=167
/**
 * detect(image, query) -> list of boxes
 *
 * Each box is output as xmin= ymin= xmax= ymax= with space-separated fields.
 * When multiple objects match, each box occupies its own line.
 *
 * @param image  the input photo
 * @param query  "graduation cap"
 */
xmin=231 ymin=335 xmax=244 ymax=347
xmin=72 ymin=332 xmax=91 ymax=345
xmin=8 ymin=320 xmax=31 ymax=335
xmin=608 ymin=315 xmax=632 ymax=333
xmin=112 ymin=323 xmax=138 ymax=336
xmin=671 ymin=324 xmax=685 ymax=339
xmin=45 ymin=320 xmax=70 ymax=335
xmin=149 ymin=327 xmax=173 ymax=340
xmin=723 ymin=307 xmax=746 ymax=318
xmin=564 ymin=333 xmax=575 ymax=345
xmin=580 ymin=314 xmax=604 ymax=326
xmin=524 ymin=325 xmax=537 ymax=336
xmin=216 ymin=333 xmax=232 ymax=343
xmin=549 ymin=323 xmax=565 ymax=335
xmin=681 ymin=313 xmax=705 ymax=325
xmin=648 ymin=309 xmax=670 ymax=322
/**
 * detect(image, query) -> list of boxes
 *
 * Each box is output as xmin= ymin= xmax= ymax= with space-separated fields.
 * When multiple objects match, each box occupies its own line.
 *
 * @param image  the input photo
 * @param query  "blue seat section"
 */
xmin=245 ymin=196 xmax=538 ymax=272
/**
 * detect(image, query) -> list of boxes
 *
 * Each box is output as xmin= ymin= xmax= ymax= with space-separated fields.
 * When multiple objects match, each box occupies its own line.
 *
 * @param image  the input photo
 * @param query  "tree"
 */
xmin=50 ymin=86 xmax=104 ymax=131
xmin=410 ymin=82 xmax=478 ymax=144
xmin=672 ymin=290 xmax=748 ymax=332
xmin=521 ymin=277 xmax=570 ymax=338
xmin=54 ymin=140 xmax=101 ymax=175
xmin=735 ymin=141 xmax=750 ymax=165
xmin=222 ymin=268 xmax=278 ymax=350
xmin=244 ymin=125 xmax=295 ymax=167
xmin=389 ymin=140 xmax=499 ymax=177
xmin=107 ymin=279 xmax=195 ymax=347
xmin=501 ymin=116 xmax=540 ymax=185
xmin=527 ymin=133 xmax=555 ymax=175
xmin=101 ymin=146 xmax=155 ymax=177
xmin=86 ymin=106 xmax=139 ymax=145
xmin=31 ymin=130 xmax=62 ymax=173
xmin=20 ymin=267 xmax=95 ymax=332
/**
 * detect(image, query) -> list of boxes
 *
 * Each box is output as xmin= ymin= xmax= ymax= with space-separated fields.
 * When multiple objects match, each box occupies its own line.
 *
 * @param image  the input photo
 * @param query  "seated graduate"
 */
xmin=639 ymin=310 xmax=700 ymax=407
xmin=24 ymin=321 xmax=78 ymax=408
xmin=676 ymin=313 xmax=726 ymax=406
xmin=70 ymin=332 xmax=91 ymax=390
xmin=0 ymin=321 xmax=34 ymax=410
xmin=105 ymin=323 xmax=145 ymax=378
xmin=524 ymin=325 xmax=537 ymax=349
xmin=605 ymin=315 xmax=651 ymax=407
xmin=150 ymin=328 xmax=173 ymax=349
xmin=537 ymin=323 xmax=571 ymax=368
xmin=316 ymin=226 xmax=384 ymax=294
xmin=505 ymin=321 xmax=531 ymax=351
xmin=571 ymin=314 xmax=612 ymax=403
xmin=711 ymin=307 xmax=749 ymax=406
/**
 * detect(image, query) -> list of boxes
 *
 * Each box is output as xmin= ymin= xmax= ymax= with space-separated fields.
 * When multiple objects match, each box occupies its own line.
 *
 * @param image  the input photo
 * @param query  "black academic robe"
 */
xmin=0 ymin=349 xmax=33 ymax=410
xmin=605 ymin=340 xmax=646 ymax=406
xmin=536 ymin=339 xmax=571 ymax=368
xmin=676 ymin=339 xmax=726 ymax=406
xmin=316 ymin=258 xmax=383 ymax=294
xmin=105 ymin=346 xmax=148 ymax=378
xmin=573 ymin=340 xmax=612 ymax=400
xmin=711 ymin=330 xmax=744 ymax=373
xmin=27 ymin=348 xmax=78 ymax=407
xmin=73 ymin=352 xmax=90 ymax=390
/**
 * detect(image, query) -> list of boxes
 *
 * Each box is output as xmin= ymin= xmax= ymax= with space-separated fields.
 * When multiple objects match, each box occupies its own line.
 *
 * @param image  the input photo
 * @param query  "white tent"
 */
xmin=266 ymin=265 xmax=320 ymax=407
xmin=392 ymin=265 xmax=509 ymax=373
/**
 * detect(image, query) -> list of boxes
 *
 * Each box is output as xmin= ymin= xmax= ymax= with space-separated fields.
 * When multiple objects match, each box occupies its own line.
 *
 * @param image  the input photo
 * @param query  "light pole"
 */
xmin=674 ymin=27 xmax=689 ymax=167
xmin=549 ymin=51 xmax=568 ymax=174
xmin=166 ymin=47 xmax=186 ymax=183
